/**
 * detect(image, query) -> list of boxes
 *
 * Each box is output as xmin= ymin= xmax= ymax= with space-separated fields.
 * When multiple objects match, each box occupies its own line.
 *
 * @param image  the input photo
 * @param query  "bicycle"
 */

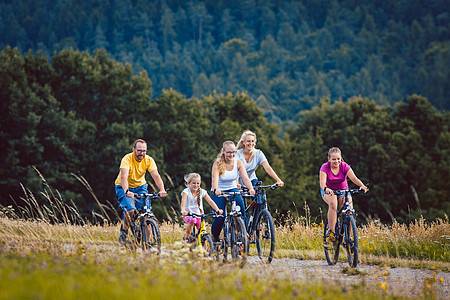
xmin=241 ymin=181 xmax=279 ymax=263
xmin=323 ymin=188 xmax=367 ymax=267
xmin=186 ymin=211 xmax=221 ymax=256
xmin=214 ymin=191 xmax=249 ymax=264
xmin=127 ymin=192 xmax=163 ymax=253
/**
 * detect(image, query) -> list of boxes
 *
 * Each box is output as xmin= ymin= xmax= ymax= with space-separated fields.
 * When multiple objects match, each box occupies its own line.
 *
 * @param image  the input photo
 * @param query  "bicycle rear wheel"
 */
xmin=201 ymin=233 xmax=214 ymax=257
xmin=323 ymin=218 xmax=339 ymax=265
xmin=344 ymin=214 xmax=358 ymax=267
xmin=255 ymin=209 xmax=275 ymax=263
xmin=142 ymin=217 xmax=161 ymax=254
xmin=230 ymin=217 xmax=248 ymax=264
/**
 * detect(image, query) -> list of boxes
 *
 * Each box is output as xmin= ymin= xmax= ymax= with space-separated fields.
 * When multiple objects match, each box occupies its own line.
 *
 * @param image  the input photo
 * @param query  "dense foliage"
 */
xmin=1 ymin=47 xmax=449 ymax=224
xmin=1 ymin=0 xmax=449 ymax=122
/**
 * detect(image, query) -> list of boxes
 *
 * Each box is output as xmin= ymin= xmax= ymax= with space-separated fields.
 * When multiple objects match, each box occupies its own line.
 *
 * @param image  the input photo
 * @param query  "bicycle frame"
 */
xmin=243 ymin=182 xmax=277 ymax=234
xmin=128 ymin=192 xmax=163 ymax=252
xmin=241 ymin=182 xmax=278 ymax=263
xmin=324 ymin=188 xmax=363 ymax=267
xmin=186 ymin=211 xmax=220 ymax=255
xmin=215 ymin=191 xmax=248 ymax=263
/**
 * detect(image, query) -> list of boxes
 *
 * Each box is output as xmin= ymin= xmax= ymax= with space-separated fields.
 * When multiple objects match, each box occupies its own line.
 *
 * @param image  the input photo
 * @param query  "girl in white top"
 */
xmin=210 ymin=141 xmax=255 ymax=241
xmin=236 ymin=130 xmax=284 ymax=188
xmin=181 ymin=173 xmax=223 ymax=243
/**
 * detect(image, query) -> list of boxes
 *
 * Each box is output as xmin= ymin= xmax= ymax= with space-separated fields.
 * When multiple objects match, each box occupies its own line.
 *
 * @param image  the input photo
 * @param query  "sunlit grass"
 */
xmin=275 ymin=214 xmax=450 ymax=269
xmin=0 ymin=177 xmax=448 ymax=299
xmin=0 ymin=229 xmax=407 ymax=300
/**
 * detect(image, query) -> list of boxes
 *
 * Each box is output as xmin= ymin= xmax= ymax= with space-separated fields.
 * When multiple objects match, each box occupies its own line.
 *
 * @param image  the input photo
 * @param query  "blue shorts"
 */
xmin=320 ymin=189 xmax=350 ymax=201
xmin=115 ymin=184 xmax=149 ymax=218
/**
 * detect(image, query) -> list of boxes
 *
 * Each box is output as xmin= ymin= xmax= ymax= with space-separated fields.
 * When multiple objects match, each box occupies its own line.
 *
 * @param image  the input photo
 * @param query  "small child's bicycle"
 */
xmin=186 ymin=211 xmax=221 ymax=256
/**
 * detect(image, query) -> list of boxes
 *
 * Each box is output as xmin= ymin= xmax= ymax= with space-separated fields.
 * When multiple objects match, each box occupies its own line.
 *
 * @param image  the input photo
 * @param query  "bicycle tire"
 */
xmin=255 ymin=209 xmax=275 ymax=263
xmin=201 ymin=234 xmax=214 ymax=257
xmin=215 ymin=226 xmax=228 ymax=262
xmin=344 ymin=214 xmax=358 ymax=267
xmin=230 ymin=217 xmax=248 ymax=263
xmin=141 ymin=217 xmax=161 ymax=254
xmin=128 ymin=220 xmax=142 ymax=250
xmin=323 ymin=218 xmax=339 ymax=265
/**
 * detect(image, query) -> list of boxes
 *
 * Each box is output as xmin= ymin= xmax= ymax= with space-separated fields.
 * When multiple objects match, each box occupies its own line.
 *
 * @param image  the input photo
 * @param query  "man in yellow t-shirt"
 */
xmin=114 ymin=139 xmax=168 ymax=245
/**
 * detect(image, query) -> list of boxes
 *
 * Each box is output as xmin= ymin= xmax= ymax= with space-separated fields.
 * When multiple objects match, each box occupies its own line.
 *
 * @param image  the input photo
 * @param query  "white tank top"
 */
xmin=218 ymin=158 xmax=238 ymax=190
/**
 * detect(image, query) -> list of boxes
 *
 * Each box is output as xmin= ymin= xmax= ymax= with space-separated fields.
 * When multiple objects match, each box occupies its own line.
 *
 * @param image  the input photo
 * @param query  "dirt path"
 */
xmin=243 ymin=257 xmax=449 ymax=299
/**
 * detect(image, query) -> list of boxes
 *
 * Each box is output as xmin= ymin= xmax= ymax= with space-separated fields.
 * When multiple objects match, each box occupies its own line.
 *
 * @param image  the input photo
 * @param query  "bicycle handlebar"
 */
xmin=187 ymin=211 xmax=224 ymax=218
xmin=333 ymin=187 xmax=369 ymax=196
xmin=241 ymin=182 xmax=280 ymax=192
xmin=218 ymin=191 xmax=242 ymax=197
xmin=134 ymin=192 xmax=166 ymax=199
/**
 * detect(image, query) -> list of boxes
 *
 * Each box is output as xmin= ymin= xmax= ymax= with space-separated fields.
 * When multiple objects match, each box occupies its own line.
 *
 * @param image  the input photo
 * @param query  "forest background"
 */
xmin=1 ymin=0 xmax=449 ymax=225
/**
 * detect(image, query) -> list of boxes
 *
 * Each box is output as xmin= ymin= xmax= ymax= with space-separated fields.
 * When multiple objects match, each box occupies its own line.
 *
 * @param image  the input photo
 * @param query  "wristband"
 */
xmin=125 ymin=189 xmax=129 ymax=194
xmin=213 ymin=188 xmax=217 ymax=194
xmin=323 ymin=187 xmax=327 ymax=192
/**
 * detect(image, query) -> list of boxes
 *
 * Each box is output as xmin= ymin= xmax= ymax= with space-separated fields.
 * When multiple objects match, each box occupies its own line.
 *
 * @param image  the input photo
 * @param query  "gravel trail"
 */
xmin=243 ymin=256 xmax=449 ymax=299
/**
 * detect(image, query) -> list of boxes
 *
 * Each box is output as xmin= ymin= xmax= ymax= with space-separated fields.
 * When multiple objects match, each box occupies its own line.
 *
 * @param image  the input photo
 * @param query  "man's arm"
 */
xmin=150 ymin=169 xmax=168 ymax=197
xmin=120 ymin=168 xmax=133 ymax=197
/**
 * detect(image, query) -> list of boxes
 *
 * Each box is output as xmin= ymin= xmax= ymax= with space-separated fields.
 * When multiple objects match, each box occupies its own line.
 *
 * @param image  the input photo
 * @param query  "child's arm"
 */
xmin=180 ymin=192 xmax=188 ymax=216
xmin=204 ymin=193 xmax=223 ymax=214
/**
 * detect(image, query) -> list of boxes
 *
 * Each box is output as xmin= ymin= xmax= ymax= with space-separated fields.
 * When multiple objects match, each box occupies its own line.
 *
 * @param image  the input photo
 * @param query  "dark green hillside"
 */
xmin=1 ymin=0 xmax=449 ymax=120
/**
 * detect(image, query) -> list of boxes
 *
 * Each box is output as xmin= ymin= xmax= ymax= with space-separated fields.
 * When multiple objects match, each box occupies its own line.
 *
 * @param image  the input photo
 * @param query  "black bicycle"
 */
xmin=323 ymin=188 xmax=366 ymax=267
xmin=214 ymin=191 xmax=249 ymax=264
xmin=242 ymin=182 xmax=279 ymax=263
xmin=186 ymin=211 xmax=220 ymax=257
xmin=128 ymin=192 xmax=163 ymax=253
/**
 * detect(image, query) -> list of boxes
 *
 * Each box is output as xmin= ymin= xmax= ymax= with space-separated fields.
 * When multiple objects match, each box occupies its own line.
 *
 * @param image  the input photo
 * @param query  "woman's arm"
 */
xmin=319 ymin=171 xmax=333 ymax=195
xmin=204 ymin=193 xmax=223 ymax=214
xmin=237 ymin=160 xmax=255 ymax=195
xmin=180 ymin=192 xmax=188 ymax=216
xmin=347 ymin=169 xmax=369 ymax=193
xmin=211 ymin=162 xmax=220 ymax=196
xmin=261 ymin=161 xmax=284 ymax=187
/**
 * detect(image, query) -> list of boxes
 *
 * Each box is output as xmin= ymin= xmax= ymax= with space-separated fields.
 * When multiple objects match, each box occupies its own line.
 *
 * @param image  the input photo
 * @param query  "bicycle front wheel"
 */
xmin=323 ymin=218 xmax=339 ymax=265
xmin=201 ymin=234 xmax=214 ymax=257
xmin=344 ymin=214 xmax=358 ymax=267
xmin=255 ymin=209 xmax=275 ymax=263
xmin=142 ymin=217 xmax=161 ymax=254
xmin=230 ymin=217 xmax=248 ymax=263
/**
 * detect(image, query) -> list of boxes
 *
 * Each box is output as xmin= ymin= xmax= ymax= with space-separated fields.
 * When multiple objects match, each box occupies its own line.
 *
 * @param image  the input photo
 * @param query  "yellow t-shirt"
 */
xmin=114 ymin=153 xmax=157 ymax=188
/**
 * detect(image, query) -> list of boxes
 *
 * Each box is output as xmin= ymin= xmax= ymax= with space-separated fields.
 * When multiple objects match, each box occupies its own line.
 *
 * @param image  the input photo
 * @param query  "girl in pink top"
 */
xmin=319 ymin=147 xmax=369 ymax=236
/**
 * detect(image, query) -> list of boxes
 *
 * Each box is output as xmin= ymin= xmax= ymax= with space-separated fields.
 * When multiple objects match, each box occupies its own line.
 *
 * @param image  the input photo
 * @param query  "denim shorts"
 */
xmin=115 ymin=184 xmax=149 ymax=217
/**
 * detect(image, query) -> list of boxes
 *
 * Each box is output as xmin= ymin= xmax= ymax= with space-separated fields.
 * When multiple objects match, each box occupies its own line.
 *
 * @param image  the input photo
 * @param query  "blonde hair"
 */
xmin=237 ymin=130 xmax=257 ymax=161
xmin=215 ymin=141 xmax=235 ymax=176
xmin=184 ymin=173 xmax=202 ymax=213
xmin=328 ymin=147 xmax=342 ymax=159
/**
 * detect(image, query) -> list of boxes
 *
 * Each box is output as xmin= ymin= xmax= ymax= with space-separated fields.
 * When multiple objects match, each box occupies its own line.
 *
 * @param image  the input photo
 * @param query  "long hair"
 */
xmin=184 ymin=173 xmax=202 ymax=213
xmin=215 ymin=141 xmax=235 ymax=176
xmin=236 ymin=130 xmax=256 ymax=161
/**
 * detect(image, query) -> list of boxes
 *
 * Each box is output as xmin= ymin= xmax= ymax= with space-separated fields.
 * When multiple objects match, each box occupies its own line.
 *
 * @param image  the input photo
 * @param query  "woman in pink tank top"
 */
xmin=319 ymin=147 xmax=369 ymax=237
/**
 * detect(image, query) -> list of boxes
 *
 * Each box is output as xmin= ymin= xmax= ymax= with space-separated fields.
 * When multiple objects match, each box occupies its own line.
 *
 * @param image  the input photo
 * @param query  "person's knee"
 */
xmin=328 ymin=200 xmax=338 ymax=211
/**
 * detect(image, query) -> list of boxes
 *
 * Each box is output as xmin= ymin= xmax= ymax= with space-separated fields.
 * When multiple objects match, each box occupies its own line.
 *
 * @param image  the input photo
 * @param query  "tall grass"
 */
xmin=2 ymin=174 xmax=449 ymax=267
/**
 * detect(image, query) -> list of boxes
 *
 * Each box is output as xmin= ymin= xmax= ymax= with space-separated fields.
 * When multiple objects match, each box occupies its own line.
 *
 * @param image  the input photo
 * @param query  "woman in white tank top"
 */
xmin=210 ymin=141 xmax=255 ymax=242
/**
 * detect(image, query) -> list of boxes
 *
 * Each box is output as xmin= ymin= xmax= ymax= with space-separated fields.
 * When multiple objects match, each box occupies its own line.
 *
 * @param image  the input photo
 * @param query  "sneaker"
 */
xmin=118 ymin=229 xmax=128 ymax=245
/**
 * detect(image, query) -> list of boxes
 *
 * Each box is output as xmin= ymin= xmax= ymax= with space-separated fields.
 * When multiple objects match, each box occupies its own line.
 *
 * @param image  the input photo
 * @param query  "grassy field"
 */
xmin=0 ymin=214 xmax=448 ymax=299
